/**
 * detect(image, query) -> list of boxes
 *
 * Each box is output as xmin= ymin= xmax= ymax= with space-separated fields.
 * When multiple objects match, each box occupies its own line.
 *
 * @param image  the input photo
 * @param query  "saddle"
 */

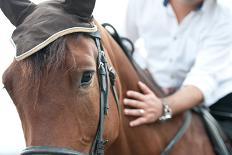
xmin=193 ymin=107 xmax=232 ymax=155
xmin=102 ymin=23 xmax=232 ymax=155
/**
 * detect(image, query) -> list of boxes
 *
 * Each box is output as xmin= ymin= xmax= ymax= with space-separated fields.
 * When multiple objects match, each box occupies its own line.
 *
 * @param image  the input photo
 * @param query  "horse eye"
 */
xmin=80 ymin=71 xmax=94 ymax=87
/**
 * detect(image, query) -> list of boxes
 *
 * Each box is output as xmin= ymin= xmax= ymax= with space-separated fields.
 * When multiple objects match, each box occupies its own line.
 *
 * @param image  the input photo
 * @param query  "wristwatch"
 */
xmin=159 ymin=99 xmax=172 ymax=121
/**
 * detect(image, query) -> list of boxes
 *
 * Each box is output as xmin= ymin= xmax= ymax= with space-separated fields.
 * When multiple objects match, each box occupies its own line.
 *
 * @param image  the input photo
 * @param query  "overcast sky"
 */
xmin=0 ymin=0 xmax=231 ymax=154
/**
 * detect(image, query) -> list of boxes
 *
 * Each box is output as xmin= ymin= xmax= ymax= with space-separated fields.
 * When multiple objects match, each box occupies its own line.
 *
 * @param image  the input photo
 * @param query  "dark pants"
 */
xmin=210 ymin=93 xmax=232 ymax=141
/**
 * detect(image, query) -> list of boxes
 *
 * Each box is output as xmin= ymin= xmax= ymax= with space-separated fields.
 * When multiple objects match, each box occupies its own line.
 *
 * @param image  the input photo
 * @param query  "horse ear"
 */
xmin=0 ymin=0 xmax=36 ymax=26
xmin=63 ymin=0 xmax=96 ymax=19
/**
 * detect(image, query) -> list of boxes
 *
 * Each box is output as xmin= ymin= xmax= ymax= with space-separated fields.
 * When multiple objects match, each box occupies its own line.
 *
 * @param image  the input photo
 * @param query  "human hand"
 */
xmin=123 ymin=81 xmax=163 ymax=127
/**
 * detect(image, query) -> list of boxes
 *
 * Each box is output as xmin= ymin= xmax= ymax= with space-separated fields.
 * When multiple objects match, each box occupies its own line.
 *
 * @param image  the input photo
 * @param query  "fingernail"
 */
xmin=124 ymin=109 xmax=128 ymax=114
xmin=140 ymin=109 xmax=145 ymax=114
xmin=123 ymin=99 xmax=128 ymax=104
xmin=139 ymin=81 xmax=144 ymax=85
xmin=130 ymin=122 xmax=135 ymax=127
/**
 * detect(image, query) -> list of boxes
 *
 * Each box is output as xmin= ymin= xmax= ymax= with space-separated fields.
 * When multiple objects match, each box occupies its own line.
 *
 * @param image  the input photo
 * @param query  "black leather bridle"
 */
xmin=21 ymin=30 xmax=120 ymax=155
xmin=20 ymin=25 xmax=194 ymax=155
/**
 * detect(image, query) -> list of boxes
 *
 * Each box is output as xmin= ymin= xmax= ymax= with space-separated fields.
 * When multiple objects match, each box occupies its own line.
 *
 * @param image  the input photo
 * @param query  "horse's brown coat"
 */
xmin=2 ymin=22 xmax=215 ymax=155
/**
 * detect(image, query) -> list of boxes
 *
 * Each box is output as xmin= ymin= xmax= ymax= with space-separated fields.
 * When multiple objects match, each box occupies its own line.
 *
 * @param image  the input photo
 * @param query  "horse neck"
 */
xmin=98 ymin=25 xmax=187 ymax=154
xmin=99 ymin=23 xmax=215 ymax=155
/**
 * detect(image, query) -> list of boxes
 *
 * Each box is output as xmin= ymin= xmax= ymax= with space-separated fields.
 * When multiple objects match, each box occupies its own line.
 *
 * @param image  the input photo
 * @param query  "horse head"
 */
xmin=1 ymin=0 xmax=120 ymax=154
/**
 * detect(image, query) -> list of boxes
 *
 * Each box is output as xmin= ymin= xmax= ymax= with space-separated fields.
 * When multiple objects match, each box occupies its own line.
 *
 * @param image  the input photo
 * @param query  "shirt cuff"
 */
xmin=183 ymin=73 xmax=218 ymax=106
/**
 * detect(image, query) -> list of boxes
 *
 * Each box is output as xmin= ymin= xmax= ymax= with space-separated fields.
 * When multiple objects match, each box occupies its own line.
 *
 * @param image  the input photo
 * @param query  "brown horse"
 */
xmin=1 ymin=0 xmax=216 ymax=155
xmin=2 ymin=22 xmax=216 ymax=155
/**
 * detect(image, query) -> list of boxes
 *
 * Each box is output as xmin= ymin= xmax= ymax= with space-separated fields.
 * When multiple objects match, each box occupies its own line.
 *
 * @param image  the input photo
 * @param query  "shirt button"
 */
xmin=171 ymin=75 xmax=175 ymax=79
xmin=173 ymin=36 xmax=177 ymax=40
xmin=169 ymin=58 xmax=173 ymax=63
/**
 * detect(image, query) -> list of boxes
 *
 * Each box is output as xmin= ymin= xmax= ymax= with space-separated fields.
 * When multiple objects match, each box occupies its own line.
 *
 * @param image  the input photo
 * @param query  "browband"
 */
xmin=15 ymin=25 xmax=98 ymax=61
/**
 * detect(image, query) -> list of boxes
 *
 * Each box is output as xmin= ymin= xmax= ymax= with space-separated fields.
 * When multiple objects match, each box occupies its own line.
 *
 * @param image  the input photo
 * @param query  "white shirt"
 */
xmin=125 ymin=0 xmax=232 ymax=106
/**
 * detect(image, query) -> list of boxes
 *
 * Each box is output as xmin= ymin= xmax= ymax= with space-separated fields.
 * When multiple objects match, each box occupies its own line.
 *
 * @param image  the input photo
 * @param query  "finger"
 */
xmin=126 ymin=91 xmax=145 ymax=101
xmin=129 ymin=117 xmax=147 ymax=127
xmin=123 ymin=99 xmax=145 ymax=109
xmin=124 ymin=109 xmax=145 ymax=117
xmin=138 ymin=81 xmax=153 ymax=94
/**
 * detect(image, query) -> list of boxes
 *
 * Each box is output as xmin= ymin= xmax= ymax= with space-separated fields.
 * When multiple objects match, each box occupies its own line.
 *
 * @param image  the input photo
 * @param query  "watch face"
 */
xmin=159 ymin=102 xmax=172 ymax=121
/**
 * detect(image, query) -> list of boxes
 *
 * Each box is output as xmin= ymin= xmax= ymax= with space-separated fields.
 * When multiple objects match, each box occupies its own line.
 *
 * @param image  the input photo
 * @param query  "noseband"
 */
xmin=21 ymin=26 xmax=120 ymax=155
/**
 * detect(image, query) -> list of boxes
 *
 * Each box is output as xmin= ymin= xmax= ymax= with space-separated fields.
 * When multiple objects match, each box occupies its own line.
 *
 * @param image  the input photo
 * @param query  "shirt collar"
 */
xmin=200 ymin=0 xmax=216 ymax=12
xmin=163 ymin=0 xmax=169 ymax=7
xmin=163 ymin=0 xmax=204 ymax=11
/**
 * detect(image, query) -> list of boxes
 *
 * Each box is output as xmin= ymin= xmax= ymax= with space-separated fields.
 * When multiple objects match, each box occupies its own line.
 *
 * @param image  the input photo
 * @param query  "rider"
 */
xmin=123 ymin=0 xmax=232 ymax=140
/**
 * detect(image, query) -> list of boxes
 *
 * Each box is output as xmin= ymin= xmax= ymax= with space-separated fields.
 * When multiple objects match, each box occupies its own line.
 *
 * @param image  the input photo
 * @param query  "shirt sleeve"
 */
xmin=124 ymin=0 xmax=139 ymax=43
xmin=183 ymin=17 xmax=232 ymax=106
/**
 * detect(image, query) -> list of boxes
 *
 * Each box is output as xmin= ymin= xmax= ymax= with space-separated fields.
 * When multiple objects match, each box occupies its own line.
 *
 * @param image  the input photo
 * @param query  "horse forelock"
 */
xmin=24 ymin=37 xmax=67 ymax=79
xmin=2 ymin=33 xmax=81 ymax=105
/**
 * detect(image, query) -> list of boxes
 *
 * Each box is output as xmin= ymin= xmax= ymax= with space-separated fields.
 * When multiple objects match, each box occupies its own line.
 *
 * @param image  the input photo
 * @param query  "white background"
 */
xmin=0 ymin=0 xmax=231 ymax=154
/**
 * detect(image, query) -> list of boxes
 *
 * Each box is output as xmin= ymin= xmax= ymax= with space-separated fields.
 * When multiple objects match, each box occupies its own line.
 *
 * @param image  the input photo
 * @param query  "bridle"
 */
xmin=19 ymin=23 xmax=192 ymax=155
xmin=21 ymin=28 xmax=120 ymax=155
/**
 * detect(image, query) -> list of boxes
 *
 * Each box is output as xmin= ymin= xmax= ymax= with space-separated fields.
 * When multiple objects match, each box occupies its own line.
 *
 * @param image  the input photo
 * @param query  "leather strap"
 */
xmin=210 ymin=110 xmax=232 ymax=120
xmin=21 ymin=146 xmax=87 ymax=155
xmin=109 ymin=67 xmax=120 ymax=115
xmin=91 ymin=37 xmax=109 ymax=155
xmin=161 ymin=111 xmax=192 ymax=155
xmin=194 ymin=107 xmax=232 ymax=155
